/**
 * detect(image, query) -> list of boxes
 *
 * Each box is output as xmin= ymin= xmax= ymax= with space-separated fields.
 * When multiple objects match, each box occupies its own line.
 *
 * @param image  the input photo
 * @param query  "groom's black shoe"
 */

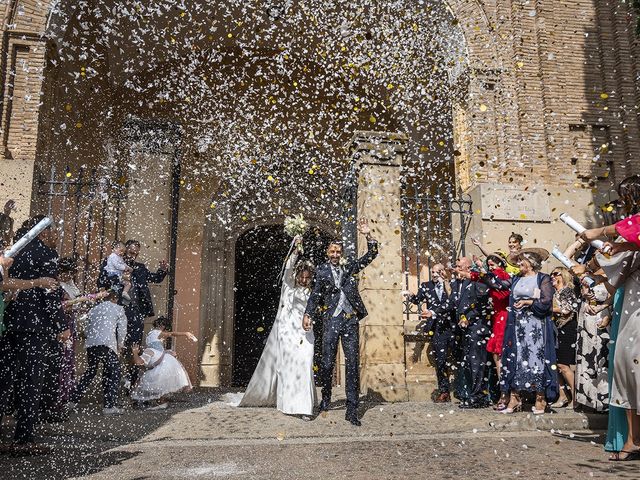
xmin=345 ymin=411 xmax=361 ymax=427
xmin=318 ymin=398 xmax=331 ymax=413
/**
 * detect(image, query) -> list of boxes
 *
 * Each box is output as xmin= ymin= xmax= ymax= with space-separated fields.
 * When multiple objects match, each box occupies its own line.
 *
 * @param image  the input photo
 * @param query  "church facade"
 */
xmin=1 ymin=1 xmax=639 ymax=400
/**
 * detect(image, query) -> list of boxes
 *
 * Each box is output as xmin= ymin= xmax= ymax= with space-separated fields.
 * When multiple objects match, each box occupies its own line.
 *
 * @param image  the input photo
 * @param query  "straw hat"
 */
xmin=507 ymin=247 xmax=550 ymax=266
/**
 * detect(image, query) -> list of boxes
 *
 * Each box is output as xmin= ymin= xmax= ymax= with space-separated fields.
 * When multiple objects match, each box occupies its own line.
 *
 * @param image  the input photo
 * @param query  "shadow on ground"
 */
xmin=0 ymin=388 xmax=224 ymax=480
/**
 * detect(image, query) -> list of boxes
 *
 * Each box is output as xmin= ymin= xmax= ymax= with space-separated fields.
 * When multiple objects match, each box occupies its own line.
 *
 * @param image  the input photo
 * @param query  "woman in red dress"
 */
xmin=469 ymin=254 xmax=511 ymax=408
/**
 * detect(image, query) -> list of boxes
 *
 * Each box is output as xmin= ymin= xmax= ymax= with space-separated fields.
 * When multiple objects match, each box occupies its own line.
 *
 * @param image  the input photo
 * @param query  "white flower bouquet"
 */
xmin=284 ymin=214 xmax=308 ymax=238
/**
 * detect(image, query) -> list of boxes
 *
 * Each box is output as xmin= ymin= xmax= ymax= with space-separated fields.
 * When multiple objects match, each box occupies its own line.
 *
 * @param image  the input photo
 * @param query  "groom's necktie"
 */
xmin=332 ymin=265 xmax=342 ymax=286
xmin=332 ymin=265 xmax=353 ymax=317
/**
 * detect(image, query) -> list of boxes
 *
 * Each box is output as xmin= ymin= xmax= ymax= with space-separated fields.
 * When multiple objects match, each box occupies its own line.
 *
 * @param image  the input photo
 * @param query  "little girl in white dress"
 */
xmin=131 ymin=316 xmax=197 ymax=407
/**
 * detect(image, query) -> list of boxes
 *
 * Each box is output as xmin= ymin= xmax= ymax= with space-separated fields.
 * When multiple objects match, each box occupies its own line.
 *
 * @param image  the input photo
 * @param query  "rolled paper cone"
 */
xmin=559 ymin=213 xmax=610 ymax=253
xmin=552 ymin=246 xmax=596 ymax=287
xmin=559 ymin=213 xmax=586 ymax=234
xmin=552 ymin=246 xmax=575 ymax=268
xmin=4 ymin=217 xmax=53 ymax=258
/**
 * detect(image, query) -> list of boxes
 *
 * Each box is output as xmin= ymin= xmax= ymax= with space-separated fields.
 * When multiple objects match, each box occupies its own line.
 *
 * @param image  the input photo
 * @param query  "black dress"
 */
xmin=554 ymin=287 xmax=579 ymax=366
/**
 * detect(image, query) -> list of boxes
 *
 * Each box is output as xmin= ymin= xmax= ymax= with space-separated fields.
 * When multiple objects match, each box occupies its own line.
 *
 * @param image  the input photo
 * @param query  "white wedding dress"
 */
xmin=239 ymin=246 xmax=316 ymax=415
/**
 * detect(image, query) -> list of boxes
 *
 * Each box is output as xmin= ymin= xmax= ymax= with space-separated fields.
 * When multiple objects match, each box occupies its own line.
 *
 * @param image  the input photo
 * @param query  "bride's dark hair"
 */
xmin=295 ymin=260 xmax=315 ymax=277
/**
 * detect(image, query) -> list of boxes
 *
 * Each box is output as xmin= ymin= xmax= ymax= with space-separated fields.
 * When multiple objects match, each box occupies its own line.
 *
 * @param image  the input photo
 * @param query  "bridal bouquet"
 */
xmin=284 ymin=214 xmax=308 ymax=238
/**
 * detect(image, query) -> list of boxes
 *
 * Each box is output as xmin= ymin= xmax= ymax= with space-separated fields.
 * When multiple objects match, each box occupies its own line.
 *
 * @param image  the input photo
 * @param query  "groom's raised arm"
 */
xmin=352 ymin=238 xmax=378 ymax=274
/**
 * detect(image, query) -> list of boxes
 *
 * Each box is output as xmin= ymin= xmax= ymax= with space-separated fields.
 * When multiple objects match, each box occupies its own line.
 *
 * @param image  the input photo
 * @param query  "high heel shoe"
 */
xmin=532 ymin=394 xmax=547 ymax=415
xmin=500 ymin=403 xmax=522 ymax=414
xmin=549 ymin=398 xmax=569 ymax=409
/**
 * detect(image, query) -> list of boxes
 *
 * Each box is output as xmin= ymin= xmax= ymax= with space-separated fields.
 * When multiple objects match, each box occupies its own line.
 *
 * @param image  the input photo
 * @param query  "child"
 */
xmin=130 ymin=316 xmax=196 ymax=409
xmin=104 ymin=240 xmax=132 ymax=301
xmin=67 ymin=288 xmax=127 ymax=415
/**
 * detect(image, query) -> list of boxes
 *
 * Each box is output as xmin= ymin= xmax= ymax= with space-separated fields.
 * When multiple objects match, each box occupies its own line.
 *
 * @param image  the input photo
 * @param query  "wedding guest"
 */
xmin=597 ymin=247 xmax=640 ymax=460
xmin=550 ymin=267 xmax=579 ymax=408
xmin=119 ymin=240 xmax=168 ymax=389
xmin=104 ymin=240 xmax=132 ymax=301
xmin=0 ymin=216 xmax=68 ymax=455
xmin=0 ymin=199 xmax=15 ymax=247
xmin=465 ymin=254 xmax=511 ymax=410
xmin=68 ymin=288 xmax=127 ymax=415
xmin=130 ymin=316 xmax=196 ymax=409
xmin=481 ymin=249 xmax=557 ymax=414
xmin=404 ymin=263 xmax=456 ymax=403
xmin=451 ymin=257 xmax=491 ymax=409
xmin=574 ymin=174 xmax=640 ymax=460
xmin=472 ymin=232 xmax=523 ymax=275
xmin=54 ymin=258 xmax=109 ymax=413
xmin=575 ymin=280 xmax=611 ymax=412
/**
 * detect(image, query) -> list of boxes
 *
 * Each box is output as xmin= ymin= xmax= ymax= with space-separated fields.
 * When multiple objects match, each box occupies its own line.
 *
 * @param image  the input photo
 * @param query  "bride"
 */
xmin=239 ymin=235 xmax=316 ymax=416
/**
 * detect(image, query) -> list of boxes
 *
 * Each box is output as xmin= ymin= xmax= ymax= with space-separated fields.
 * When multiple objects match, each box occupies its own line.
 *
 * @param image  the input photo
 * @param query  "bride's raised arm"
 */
xmin=283 ymin=236 xmax=303 ymax=288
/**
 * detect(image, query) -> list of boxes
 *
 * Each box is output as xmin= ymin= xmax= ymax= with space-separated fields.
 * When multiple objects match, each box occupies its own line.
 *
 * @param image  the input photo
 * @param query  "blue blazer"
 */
xmin=305 ymin=240 xmax=378 ymax=322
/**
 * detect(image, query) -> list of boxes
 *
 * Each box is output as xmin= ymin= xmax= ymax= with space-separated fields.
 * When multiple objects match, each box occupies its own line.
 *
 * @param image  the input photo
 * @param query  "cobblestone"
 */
xmin=0 ymin=389 xmax=628 ymax=480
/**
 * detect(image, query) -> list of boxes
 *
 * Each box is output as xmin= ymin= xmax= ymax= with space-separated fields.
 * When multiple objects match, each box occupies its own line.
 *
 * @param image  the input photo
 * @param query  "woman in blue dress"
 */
xmin=462 ymin=249 xmax=558 ymax=414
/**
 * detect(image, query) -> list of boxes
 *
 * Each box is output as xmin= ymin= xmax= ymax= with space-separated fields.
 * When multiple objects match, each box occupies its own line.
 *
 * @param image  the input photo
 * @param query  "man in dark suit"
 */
xmin=119 ymin=240 xmax=167 ymax=390
xmin=302 ymin=220 xmax=378 ymax=426
xmin=405 ymin=263 xmax=456 ymax=403
xmin=451 ymin=257 xmax=491 ymax=409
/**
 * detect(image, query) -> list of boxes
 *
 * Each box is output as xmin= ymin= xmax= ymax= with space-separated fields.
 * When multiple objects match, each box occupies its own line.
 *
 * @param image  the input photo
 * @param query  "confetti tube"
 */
xmin=558 ymin=213 xmax=610 ymax=253
xmin=4 ymin=217 xmax=53 ymax=258
xmin=551 ymin=246 xmax=595 ymax=287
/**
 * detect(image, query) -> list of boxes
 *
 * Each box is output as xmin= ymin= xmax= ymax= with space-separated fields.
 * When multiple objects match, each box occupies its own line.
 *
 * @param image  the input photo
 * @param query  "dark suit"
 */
xmin=0 ymin=238 xmax=65 ymax=443
xmin=305 ymin=240 xmax=378 ymax=412
xmin=408 ymin=281 xmax=456 ymax=394
xmin=98 ymin=258 xmax=168 ymax=345
xmin=451 ymin=278 xmax=490 ymax=406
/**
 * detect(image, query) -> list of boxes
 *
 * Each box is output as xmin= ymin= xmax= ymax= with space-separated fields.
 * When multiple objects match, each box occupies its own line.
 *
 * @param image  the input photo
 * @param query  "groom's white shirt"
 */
xmin=331 ymin=264 xmax=354 ymax=318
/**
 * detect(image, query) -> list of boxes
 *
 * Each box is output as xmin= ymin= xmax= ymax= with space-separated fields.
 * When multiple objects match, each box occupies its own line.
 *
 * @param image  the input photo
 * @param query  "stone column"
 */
xmin=199 ymin=212 xmax=233 ymax=386
xmin=350 ymin=131 xmax=408 ymax=402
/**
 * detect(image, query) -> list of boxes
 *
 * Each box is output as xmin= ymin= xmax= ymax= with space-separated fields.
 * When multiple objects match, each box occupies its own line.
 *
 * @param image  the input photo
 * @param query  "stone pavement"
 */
xmin=0 ymin=388 xmax=634 ymax=480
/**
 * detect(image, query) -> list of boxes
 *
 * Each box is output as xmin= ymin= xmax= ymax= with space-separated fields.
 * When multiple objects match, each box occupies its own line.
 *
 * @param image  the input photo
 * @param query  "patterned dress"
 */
xmin=575 ymin=283 xmax=610 ymax=412
xmin=510 ymin=275 xmax=546 ymax=391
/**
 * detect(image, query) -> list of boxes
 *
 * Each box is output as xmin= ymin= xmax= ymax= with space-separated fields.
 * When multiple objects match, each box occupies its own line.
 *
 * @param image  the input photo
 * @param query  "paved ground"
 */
xmin=0 ymin=388 xmax=634 ymax=480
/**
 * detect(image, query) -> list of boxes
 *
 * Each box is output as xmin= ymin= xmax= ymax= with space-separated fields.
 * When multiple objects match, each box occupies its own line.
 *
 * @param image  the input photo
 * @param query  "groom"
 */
xmin=302 ymin=219 xmax=378 ymax=426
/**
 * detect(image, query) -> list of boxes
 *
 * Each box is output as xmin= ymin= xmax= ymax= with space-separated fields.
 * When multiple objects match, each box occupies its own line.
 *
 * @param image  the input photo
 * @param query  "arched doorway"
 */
xmin=232 ymin=224 xmax=333 ymax=386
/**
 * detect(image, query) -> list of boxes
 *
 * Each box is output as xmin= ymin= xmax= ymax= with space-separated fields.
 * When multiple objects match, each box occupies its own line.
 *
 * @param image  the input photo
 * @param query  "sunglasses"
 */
xmin=551 ymin=272 xmax=562 ymax=277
